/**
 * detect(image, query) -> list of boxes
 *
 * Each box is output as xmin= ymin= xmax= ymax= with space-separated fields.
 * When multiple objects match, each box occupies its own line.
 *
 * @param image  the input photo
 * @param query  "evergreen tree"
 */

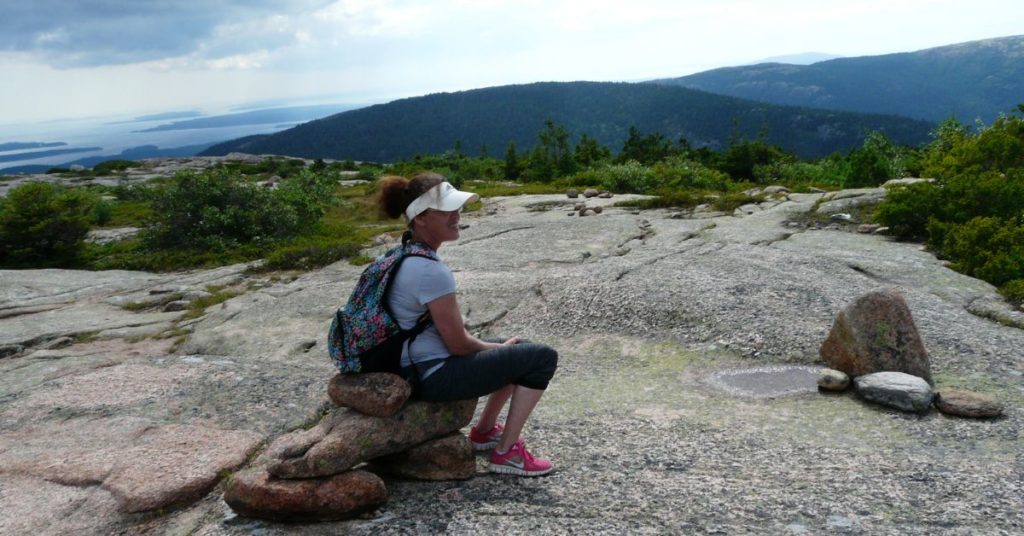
xmin=524 ymin=120 xmax=575 ymax=181
xmin=574 ymin=133 xmax=611 ymax=168
xmin=504 ymin=141 xmax=521 ymax=180
xmin=618 ymin=126 xmax=673 ymax=165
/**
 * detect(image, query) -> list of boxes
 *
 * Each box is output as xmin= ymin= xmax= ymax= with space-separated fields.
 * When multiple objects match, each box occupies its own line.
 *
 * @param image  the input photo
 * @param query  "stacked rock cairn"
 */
xmin=817 ymin=288 xmax=1004 ymax=418
xmin=224 ymin=373 xmax=478 ymax=521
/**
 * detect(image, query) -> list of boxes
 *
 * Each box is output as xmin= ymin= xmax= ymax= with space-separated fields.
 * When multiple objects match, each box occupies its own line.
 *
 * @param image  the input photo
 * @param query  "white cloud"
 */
xmin=1 ymin=0 xmax=1021 ymax=124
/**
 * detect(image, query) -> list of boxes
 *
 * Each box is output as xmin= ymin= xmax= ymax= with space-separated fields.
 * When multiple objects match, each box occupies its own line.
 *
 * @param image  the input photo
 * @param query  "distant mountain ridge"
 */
xmin=201 ymin=81 xmax=932 ymax=162
xmin=651 ymin=35 xmax=1024 ymax=123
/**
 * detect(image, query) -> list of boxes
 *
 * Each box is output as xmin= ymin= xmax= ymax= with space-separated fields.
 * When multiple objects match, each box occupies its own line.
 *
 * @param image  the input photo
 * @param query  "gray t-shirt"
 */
xmin=388 ymin=255 xmax=457 ymax=373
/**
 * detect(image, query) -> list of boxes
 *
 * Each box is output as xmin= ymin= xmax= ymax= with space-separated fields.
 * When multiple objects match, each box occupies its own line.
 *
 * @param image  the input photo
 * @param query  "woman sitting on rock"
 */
xmin=378 ymin=172 xmax=558 ymax=477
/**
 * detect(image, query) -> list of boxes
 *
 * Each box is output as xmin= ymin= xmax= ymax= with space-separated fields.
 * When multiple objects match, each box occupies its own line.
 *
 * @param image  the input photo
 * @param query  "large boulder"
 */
xmin=369 ymin=432 xmax=476 ymax=481
xmin=934 ymin=389 xmax=1004 ymax=418
xmin=263 ymin=398 xmax=476 ymax=479
xmin=854 ymin=371 xmax=934 ymax=413
xmin=223 ymin=467 xmax=386 ymax=522
xmin=819 ymin=288 xmax=932 ymax=384
xmin=327 ymin=372 xmax=411 ymax=418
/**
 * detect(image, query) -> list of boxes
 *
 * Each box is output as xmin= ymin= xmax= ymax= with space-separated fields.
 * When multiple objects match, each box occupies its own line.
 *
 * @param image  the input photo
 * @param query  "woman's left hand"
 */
xmin=502 ymin=337 xmax=521 ymax=346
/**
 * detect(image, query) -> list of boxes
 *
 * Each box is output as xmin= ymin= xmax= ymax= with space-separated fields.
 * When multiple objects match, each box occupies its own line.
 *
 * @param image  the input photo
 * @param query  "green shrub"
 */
xmin=261 ymin=238 xmax=363 ymax=272
xmin=614 ymin=189 xmax=701 ymax=209
xmin=93 ymin=159 xmax=139 ymax=175
xmin=999 ymin=279 xmax=1024 ymax=307
xmin=92 ymin=199 xmax=113 ymax=226
xmin=597 ymin=161 xmax=659 ymax=193
xmin=142 ymin=168 xmax=334 ymax=251
xmin=114 ymin=180 xmax=154 ymax=201
xmin=844 ymin=131 xmax=907 ymax=188
xmin=717 ymin=140 xmax=789 ymax=181
xmin=753 ymin=159 xmax=848 ymax=188
xmin=874 ymin=181 xmax=943 ymax=239
xmin=654 ymin=156 xmax=733 ymax=191
xmin=929 ymin=215 xmax=1024 ymax=287
xmin=0 ymin=182 xmax=98 ymax=267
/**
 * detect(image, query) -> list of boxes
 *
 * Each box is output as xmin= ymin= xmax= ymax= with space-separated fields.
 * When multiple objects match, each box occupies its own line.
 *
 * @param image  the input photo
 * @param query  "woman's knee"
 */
xmin=539 ymin=345 xmax=558 ymax=370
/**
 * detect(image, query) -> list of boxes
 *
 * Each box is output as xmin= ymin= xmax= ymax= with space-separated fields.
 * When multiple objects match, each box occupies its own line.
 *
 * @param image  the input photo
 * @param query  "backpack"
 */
xmin=327 ymin=242 xmax=439 ymax=375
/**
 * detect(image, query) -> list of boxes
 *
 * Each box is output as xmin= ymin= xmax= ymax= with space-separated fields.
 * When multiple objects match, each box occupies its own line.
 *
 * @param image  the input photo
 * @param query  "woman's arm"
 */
xmin=427 ymin=293 xmax=514 ymax=354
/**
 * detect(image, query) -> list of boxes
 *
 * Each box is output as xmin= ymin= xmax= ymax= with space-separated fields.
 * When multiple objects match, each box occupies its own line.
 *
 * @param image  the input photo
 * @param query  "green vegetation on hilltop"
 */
xmin=876 ymin=107 xmax=1024 ymax=305
xmin=201 ymin=81 xmax=932 ymax=162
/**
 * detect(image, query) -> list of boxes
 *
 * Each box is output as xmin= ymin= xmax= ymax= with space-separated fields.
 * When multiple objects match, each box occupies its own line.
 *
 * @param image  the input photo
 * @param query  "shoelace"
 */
xmin=477 ymin=424 xmax=502 ymax=440
xmin=514 ymin=439 xmax=536 ymax=463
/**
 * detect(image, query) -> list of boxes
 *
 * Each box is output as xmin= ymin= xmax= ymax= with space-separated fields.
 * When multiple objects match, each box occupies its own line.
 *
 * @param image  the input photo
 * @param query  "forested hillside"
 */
xmin=652 ymin=35 xmax=1024 ymax=123
xmin=201 ymin=82 xmax=932 ymax=162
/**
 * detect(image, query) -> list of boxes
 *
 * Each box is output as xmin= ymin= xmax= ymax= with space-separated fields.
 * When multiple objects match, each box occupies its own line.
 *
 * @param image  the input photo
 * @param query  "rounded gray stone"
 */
xmin=817 ymin=368 xmax=850 ymax=391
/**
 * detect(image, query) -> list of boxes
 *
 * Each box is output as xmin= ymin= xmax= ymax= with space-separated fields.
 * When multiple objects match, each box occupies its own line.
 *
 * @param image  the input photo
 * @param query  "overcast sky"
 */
xmin=1 ymin=0 xmax=1020 ymax=124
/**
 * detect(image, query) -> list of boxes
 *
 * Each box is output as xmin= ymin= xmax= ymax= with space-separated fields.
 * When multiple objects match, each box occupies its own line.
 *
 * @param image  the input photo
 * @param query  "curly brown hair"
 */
xmin=377 ymin=172 xmax=445 ymax=220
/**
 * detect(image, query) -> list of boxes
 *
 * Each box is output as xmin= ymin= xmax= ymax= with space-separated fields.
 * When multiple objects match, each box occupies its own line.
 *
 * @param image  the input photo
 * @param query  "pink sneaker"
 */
xmin=469 ymin=424 xmax=503 ymax=451
xmin=489 ymin=439 xmax=553 ymax=476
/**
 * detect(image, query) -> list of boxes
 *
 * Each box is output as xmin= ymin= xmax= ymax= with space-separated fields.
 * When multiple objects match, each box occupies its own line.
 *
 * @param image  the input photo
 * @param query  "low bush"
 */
xmin=93 ymin=159 xmax=139 ymax=175
xmin=928 ymin=215 xmax=1024 ymax=287
xmin=260 ymin=238 xmax=363 ymax=272
xmin=598 ymin=161 xmax=658 ymax=193
xmin=142 ymin=168 xmax=334 ymax=251
xmin=0 ymin=182 xmax=98 ymax=267
xmin=614 ymin=189 xmax=701 ymax=209
xmin=653 ymin=156 xmax=733 ymax=191
xmin=999 ymin=279 xmax=1024 ymax=308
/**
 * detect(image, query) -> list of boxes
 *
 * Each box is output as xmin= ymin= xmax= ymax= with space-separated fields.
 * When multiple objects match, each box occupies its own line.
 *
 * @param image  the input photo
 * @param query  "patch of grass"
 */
xmin=180 ymin=290 xmax=244 ymax=321
xmin=709 ymin=191 xmax=765 ymax=212
xmin=615 ymin=189 xmax=701 ymax=209
xmin=72 ymin=331 xmax=100 ymax=343
xmin=99 ymin=199 xmax=152 ymax=228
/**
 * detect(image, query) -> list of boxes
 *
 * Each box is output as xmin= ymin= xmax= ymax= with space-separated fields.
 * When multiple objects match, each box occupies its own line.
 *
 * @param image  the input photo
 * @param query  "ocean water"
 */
xmin=0 ymin=115 xmax=294 ymax=171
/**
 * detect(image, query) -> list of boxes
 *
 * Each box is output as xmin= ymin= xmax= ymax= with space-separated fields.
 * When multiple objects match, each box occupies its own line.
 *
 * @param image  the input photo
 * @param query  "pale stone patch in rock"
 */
xmin=817 ymin=368 xmax=850 ymax=391
xmin=966 ymin=296 xmax=1024 ymax=329
xmin=327 ymin=372 xmax=411 ymax=417
xmin=0 ymin=303 xmax=183 ymax=348
xmin=815 ymin=188 xmax=886 ymax=214
xmin=0 ymin=416 xmax=261 ymax=512
xmin=369 ymin=432 xmax=476 ymax=481
xmin=0 ymin=474 xmax=122 ymax=536
xmin=706 ymin=365 xmax=821 ymax=399
xmin=263 ymin=398 xmax=476 ymax=479
xmin=934 ymin=389 xmax=1004 ymax=418
xmin=883 ymin=177 xmax=934 ymax=187
xmin=854 ymin=371 xmax=933 ymax=413
xmin=102 ymin=424 xmax=262 ymax=512
xmin=223 ymin=467 xmax=387 ymax=522
xmin=6 ymin=362 xmax=202 ymax=416
xmin=819 ymin=288 xmax=932 ymax=385
xmin=86 ymin=227 xmax=140 ymax=245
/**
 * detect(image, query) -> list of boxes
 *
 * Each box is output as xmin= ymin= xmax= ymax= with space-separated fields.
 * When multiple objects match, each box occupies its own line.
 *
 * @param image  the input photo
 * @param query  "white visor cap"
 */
xmin=404 ymin=182 xmax=479 ymax=220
